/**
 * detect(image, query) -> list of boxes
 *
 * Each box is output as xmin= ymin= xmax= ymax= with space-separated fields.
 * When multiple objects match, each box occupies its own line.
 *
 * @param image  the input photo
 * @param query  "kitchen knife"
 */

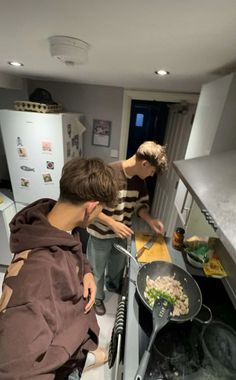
xmin=136 ymin=236 xmax=155 ymax=259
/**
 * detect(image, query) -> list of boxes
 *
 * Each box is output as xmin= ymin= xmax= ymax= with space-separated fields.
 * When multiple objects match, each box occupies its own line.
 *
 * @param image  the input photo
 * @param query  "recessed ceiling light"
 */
xmin=8 ymin=61 xmax=24 ymax=67
xmin=155 ymin=70 xmax=170 ymax=76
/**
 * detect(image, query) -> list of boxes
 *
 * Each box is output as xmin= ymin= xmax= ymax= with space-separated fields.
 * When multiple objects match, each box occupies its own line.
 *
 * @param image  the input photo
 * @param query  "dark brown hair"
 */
xmin=136 ymin=141 xmax=168 ymax=174
xmin=59 ymin=157 xmax=118 ymax=208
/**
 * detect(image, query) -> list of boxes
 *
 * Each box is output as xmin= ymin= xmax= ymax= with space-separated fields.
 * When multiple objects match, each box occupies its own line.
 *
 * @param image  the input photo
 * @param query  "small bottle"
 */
xmin=172 ymin=227 xmax=185 ymax=251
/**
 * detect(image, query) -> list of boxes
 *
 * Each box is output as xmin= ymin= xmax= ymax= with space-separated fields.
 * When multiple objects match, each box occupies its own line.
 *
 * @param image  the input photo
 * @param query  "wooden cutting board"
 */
xmin=135 ymin=233 xmax=171 ymax=263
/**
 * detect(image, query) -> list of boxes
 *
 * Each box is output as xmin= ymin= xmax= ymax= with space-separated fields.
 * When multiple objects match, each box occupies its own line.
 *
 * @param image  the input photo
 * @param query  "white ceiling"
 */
xmin=1 ymin=0 xmax=236 ymax=93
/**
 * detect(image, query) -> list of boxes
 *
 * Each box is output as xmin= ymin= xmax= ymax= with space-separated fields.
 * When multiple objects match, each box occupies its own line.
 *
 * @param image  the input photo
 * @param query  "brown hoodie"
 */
xmin=0 ymin=199 xmax=99 ymax=379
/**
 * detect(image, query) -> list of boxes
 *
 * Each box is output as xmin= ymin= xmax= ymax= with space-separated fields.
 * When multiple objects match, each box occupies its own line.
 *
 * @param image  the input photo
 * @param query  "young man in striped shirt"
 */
xmin=86 ymin=141 xmax=168 ymax=315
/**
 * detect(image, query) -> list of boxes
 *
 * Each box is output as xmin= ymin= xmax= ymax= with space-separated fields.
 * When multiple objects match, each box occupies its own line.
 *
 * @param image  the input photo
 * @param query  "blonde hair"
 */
xmin=136 ymin=141 xmax=168 ymax=174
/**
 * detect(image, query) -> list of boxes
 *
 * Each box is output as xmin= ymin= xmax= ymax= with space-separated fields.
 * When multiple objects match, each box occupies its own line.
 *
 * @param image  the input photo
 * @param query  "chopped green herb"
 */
xmin=146 ymin=288 xmax=176 ymax=306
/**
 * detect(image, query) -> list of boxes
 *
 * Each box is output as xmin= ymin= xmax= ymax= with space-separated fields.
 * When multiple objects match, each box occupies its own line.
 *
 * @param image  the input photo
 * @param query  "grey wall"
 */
xmin=0 ymin=87 xmax=28 ymax=109
xmin=28 ymin=80 xmax=124 ymax=163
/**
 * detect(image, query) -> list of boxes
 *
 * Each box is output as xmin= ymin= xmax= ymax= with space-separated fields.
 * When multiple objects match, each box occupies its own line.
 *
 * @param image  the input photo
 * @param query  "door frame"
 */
xmin=119 ymin=89 xmax=199 ymax=159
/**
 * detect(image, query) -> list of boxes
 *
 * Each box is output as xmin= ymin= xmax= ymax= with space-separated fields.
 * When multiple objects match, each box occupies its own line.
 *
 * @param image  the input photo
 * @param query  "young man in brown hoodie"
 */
xmin=0 ymin=157 xmax=118 ymax=379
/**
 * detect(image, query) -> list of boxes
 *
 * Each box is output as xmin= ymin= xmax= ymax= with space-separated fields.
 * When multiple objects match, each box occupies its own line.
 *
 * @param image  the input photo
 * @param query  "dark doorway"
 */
xmin=127 ymin=100 xmax=170 ymax=204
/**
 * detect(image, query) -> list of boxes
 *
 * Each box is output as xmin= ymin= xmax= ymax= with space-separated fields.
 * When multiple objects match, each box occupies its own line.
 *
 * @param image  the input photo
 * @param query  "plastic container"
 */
xmin=184 ymin=239 xmax=211 ymax=265
xmin=186 ymin=253 xmax=205 ymax=268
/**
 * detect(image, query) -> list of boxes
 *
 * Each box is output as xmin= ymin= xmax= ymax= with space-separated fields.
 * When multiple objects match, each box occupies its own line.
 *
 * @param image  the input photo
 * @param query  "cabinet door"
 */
xmin=184 ymin=74 xmax=233 ymax=159
xmin=174 ymin=180 xmax=193 ymax=225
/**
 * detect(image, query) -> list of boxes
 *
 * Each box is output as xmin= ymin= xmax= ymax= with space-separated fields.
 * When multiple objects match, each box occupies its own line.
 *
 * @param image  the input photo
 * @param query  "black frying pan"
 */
xmin=136 ymin=260 xmax=202 ymax=323
xmin=114 ymin=244 xmax=212 ymax=379
xmin=114 ymin=243 xmax=204 ymax=321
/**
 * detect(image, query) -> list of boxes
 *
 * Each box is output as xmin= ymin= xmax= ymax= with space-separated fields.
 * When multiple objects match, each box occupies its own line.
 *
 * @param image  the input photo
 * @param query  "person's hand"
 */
xmin=111 ymin=220 xmax=134 ymax=238
xmin=83 ymin=272 xmax=96 ymax=314
xmin=148 ymin=218 xmax=165 ymax=235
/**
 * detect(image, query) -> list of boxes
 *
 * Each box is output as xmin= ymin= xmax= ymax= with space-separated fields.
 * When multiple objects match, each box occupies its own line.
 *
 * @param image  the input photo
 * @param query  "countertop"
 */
xmin=123 ymin=237 xmax=186 ymax=380
xmin=173 ymin=150 xmax=236 ymax=265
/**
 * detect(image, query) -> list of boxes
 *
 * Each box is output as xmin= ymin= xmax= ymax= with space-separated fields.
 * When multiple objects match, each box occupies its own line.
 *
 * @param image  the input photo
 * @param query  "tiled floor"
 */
xmin=0 ymin=268 xmax=118 ymax=380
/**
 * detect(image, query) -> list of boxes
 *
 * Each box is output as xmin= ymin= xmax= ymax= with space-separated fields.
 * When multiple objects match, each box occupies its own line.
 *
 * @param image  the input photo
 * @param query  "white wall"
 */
xmin=27 ymin=80 xmax=124 ymax=163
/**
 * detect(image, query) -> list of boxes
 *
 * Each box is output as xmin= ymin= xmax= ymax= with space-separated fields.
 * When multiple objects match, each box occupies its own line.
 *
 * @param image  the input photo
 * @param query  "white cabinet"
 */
xmin=175 ymin=73 xmax=236 ymax=226
xmin=174 ymin=181 xmax=193 ymax=225
xmin=0 ymin=191 xmax=16 ymax=265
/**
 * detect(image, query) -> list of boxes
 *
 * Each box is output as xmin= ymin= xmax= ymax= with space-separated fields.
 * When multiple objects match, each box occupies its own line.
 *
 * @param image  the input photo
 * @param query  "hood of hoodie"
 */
xmin=9 ymin=198 xmax=81 ymax=254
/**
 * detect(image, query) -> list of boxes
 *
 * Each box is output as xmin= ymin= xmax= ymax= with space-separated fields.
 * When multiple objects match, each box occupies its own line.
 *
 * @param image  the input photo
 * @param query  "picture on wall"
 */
xmin=92 ymin=119 xmax=111 ymax=147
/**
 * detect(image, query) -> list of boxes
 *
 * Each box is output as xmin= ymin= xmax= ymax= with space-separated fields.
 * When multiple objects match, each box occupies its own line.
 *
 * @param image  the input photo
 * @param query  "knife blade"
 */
xmin=136 ymin=236 xmax=155 ymax=259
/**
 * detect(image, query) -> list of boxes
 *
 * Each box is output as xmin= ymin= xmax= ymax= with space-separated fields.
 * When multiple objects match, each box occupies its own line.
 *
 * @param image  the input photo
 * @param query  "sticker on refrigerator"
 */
xmin=67 ymin=124 xmax=72 ymax=138
xmin=72 ymin=135 xmax=79 ymax=149
xmin=42 ymin=173 xmax=53 ymax=183
xmin=20 ymin=178 xmax=30 ymax=188
xmin=46 ymin=161 xmax=54 ymax=170
xmin=17 ymin=136 xmax=23 ymax=146
xmin=20 ymin=165 xmax=35 ymax=172
xmin=42 ymin=141 xmax=52 ymax=153
xmin=18 ymin=147 xmax=28 ymax=158
xmin=67 ymin=142 xmax=71 ymax=157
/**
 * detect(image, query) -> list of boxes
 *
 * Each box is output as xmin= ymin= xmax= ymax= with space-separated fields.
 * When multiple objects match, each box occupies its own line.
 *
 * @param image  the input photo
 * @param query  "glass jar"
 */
xmin=172 ymin=227 xmax=185 ymax=251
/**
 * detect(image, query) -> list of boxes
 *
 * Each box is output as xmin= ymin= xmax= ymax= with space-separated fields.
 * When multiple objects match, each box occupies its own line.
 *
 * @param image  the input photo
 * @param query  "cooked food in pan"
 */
xmin=144 ymin=275 xmax=189 ymax=317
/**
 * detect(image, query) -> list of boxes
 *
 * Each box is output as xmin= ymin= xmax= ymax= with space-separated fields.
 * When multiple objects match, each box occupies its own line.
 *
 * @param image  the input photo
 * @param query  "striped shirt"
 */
xmin=87 ymin=161 xmax=150 ymax=239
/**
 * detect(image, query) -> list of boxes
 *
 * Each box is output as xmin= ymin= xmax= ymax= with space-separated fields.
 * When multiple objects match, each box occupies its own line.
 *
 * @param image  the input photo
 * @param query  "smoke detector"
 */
xmin=48 ymin=36 xmax=89 ymax=66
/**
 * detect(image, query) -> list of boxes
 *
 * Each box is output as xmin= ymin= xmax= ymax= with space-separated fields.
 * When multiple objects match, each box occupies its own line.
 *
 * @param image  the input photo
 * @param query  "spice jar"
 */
xmin=172 ymin=227 xmax=185 ymax=251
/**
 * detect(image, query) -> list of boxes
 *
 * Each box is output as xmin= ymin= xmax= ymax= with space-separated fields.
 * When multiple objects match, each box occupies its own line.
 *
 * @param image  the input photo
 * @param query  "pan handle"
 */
xmin=193 ymin=304 xmax=212 ymax=324
xmin=113 ymin=244 xmax=140 ymax=267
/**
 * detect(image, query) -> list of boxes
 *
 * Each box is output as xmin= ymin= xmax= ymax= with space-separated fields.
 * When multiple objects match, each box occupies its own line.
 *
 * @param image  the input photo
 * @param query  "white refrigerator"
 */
xmin=0 ymin=110 xmax=86 ymax=210
xmin=0 ymin=191 xmax=16 ymax=265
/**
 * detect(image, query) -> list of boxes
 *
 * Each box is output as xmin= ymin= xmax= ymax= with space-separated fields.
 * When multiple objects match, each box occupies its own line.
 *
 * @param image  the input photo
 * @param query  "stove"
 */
xmin=138 ymin=275 xmax=236 ymax=380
